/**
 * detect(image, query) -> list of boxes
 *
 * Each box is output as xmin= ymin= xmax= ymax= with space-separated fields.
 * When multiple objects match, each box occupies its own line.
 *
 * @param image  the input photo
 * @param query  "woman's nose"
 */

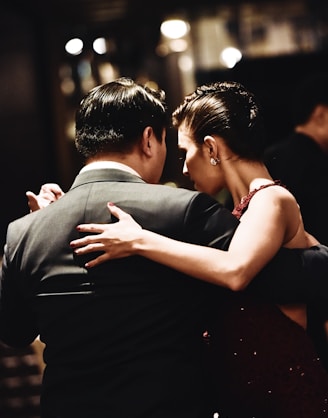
xmin=182 ymin=161 xmax=189 ymax=177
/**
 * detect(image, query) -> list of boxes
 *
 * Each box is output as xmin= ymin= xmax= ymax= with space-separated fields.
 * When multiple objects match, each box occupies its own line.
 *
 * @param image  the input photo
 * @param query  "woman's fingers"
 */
xmin=76 ymin=224 xmax=107 ymax=234
xmin=26 ymin=192 xmax=40 ymax=212
xmin=41 ymin=183 xmax=65 ymax=199
xmin=73 ymin=243 xmax=104 ymax=254
xmin=107 ymin=202 xmax=132 ymax=220
xmin=70 ymin=230 xmax=104 ymax=249
xmin=26 ymin=183 xmax=65 ymax=212
xmin=69 ymin=203 xmax=142 ymax=268
xmin=85 ymin=254 xmax=111 ymax=268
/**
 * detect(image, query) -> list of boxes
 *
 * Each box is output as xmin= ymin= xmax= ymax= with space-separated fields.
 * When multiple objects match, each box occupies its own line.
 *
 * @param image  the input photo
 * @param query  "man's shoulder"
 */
xmin=150 ymin=182 xmax=198 ymax=196
xmin=265 ymin=136 xmax=293 ymax=157
xmin=146 ymin=182 xmax=220 ymax=206
xmin=264 ymin=134 xmax=316 ymax=173
xmin=266 ymin=133 xmax=317 ymax=156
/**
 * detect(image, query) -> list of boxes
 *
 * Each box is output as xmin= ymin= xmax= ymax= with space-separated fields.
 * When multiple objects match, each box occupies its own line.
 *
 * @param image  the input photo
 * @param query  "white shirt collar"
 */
xmin=80 ymin=161 xmax=141 ymax=178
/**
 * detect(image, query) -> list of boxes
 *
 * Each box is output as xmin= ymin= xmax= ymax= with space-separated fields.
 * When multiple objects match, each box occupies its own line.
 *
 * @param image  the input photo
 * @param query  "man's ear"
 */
xmin=141 ymin=126 xmax=154 ymax=157
xmin=313 ymin=104 xmax=328 ymax=126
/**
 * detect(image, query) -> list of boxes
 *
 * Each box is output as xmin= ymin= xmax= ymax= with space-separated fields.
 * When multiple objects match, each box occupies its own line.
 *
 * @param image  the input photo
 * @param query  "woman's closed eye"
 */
xmin=178 ymin=149 xmax=186 ymax=162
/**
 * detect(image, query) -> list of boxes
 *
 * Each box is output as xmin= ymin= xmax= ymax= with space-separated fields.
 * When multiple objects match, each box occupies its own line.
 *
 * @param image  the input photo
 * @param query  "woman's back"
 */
xmin=247 ymin=183 xmax=310 ymax=249
xmin=243 ymin=182 xmax=311 ymax=327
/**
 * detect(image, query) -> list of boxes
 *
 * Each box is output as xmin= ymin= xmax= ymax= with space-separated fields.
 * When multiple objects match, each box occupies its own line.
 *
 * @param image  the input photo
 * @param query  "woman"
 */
xmin=36 ymin=82 xmax=328 ymax=416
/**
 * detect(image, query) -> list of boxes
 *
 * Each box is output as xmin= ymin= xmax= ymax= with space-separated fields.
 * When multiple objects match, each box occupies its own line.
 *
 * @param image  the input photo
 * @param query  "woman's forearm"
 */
xmin=134 ymin=229 xmax=252 ymax=290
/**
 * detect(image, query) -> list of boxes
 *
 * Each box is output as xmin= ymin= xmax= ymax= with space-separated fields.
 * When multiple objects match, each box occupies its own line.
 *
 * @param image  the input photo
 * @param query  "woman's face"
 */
xmin=177 ymin=124 xmax=224 ymax=195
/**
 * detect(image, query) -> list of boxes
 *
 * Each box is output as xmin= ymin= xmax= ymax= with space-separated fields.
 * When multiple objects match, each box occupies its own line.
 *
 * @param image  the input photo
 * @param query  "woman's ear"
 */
xmin=204 ymin=135 xmax=218 ymax=157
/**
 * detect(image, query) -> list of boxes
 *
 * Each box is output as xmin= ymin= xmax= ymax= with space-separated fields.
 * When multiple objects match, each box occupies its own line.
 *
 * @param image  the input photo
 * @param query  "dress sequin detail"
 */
xmin=232 ymin=180 xmax=284 ymax=220
xmin=207 ymin=180 xmax=328 ymax=417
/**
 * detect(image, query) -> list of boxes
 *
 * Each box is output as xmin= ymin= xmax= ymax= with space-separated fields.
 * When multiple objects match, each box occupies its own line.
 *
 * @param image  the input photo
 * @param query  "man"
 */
xmin=265 ymin=72 xmax=328 ymax=245
xmin=0 ymin=78 xmax=239 ymax=418
xmin=265 ymin=72 xmax=328 ymax=369
xmin=0 ymin=78 xmax=327 ymax=418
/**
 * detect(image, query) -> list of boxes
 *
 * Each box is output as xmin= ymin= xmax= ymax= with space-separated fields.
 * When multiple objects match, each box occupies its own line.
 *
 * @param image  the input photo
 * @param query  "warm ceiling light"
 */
xmin=65 ymin=38 xmax=84 ymax=55
xmin=220 ymin=47 xmax=242 ymax=68
xmin=93 ymin=38 xmax=107 ymax=55
xmin=160 ymin=19 xmax=190 ymax=39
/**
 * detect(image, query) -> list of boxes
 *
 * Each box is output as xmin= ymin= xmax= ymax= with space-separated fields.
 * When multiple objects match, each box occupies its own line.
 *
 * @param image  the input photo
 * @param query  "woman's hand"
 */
xmin=26 ymin=183 xmax=65 ymax=212
xmin=70 ymin=203 xmax=142 ymax=268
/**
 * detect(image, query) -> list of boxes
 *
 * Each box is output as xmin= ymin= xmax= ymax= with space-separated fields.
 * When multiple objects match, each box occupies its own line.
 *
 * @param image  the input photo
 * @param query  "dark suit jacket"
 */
xmin=0 ymin=168 xmax=239 ymax=418
xmin=265 ymin=132 xmax=328 ymax=369
xmin=265 ymin=132 xmax=328 ymax=246
xmin=1 ymin=168 xmax=328 ymax=417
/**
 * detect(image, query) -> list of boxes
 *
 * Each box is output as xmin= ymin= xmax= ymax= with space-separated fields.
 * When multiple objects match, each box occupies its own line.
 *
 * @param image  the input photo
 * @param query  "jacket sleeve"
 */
xmin=182 ymin=192 xmax=239 ymax=251
xmin=0 ymin=228 xmax=39 ymax=347
xmin=247 ymin=245 xmax=328 ymax=304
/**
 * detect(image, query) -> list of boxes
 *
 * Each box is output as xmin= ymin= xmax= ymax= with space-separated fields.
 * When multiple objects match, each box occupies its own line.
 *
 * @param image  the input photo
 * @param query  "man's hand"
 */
xmin=26 ymin=183 xmax=65 ymax=212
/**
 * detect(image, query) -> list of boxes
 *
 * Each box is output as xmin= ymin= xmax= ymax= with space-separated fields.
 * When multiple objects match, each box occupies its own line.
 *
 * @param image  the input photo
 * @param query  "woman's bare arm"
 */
xmin=70 ymin=188 xmax=306 ymax=290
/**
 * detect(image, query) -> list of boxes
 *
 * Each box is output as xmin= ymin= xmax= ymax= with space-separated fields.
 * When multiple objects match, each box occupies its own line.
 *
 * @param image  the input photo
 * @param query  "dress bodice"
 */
xmin=207 ymin=179 xmax=328 ymax=417
xmin=232 ymin=180 xmax=284 ymax=220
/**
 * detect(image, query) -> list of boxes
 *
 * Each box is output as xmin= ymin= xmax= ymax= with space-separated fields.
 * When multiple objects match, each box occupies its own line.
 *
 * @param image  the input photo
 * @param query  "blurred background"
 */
xmin=1 ymin=0 xmax=328 ymax=251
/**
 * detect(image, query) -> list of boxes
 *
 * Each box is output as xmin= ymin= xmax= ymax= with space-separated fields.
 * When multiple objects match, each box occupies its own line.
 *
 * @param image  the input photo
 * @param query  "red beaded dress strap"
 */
xmin=232 ymin=180 xmax=285 ymax=220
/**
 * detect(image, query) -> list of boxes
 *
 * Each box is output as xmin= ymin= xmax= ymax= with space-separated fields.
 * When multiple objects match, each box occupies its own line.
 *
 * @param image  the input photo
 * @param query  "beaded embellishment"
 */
xmin=232 ymin=180 xmax=285 ymax=220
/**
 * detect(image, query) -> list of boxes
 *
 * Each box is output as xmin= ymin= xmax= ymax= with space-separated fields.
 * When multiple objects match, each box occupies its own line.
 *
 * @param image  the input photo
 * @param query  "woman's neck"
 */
xmin=226 ymin=161 xmax=274 ymax=206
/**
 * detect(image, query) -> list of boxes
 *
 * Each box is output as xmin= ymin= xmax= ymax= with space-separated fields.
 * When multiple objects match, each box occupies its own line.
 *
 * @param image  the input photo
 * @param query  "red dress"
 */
xmin=207 ymin=182 xmax=328 ymax=417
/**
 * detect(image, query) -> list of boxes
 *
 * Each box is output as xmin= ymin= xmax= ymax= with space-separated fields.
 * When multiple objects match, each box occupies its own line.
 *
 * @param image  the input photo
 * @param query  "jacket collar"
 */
xmin=80 ymin=161 xmax=141 ymax=177
xmin=69 ymin=168 xmax=146 ymax=191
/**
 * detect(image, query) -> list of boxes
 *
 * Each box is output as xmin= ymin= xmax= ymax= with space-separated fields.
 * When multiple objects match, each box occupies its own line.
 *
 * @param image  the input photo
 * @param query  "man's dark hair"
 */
xmin=292 ymin=73 xmax=328 ymax=125
xmin=75 ymin=77 xmax=168 ymax=158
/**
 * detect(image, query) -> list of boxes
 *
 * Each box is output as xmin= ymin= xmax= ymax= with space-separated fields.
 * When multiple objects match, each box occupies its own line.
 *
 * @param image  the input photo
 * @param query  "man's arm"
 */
xmin=248 ymin=245 xmax=328 ymax=304
xmin=0 ymin=241 xmax=39 ymax=347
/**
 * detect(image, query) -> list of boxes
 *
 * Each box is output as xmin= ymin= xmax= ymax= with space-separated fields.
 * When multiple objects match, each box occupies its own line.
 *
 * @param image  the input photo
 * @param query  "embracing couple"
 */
xmin=1 ymin=77 xmax=328 ymax=417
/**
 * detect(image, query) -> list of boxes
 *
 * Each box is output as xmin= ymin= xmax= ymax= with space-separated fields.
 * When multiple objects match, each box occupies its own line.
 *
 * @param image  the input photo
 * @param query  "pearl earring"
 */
xmin=210 ymin=157 xmax=220 ymax=166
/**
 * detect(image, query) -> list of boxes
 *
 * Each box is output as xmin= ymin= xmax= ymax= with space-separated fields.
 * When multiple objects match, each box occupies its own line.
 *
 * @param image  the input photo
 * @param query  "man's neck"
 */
xmin=80 ymin=160 xmax=142 ymax=178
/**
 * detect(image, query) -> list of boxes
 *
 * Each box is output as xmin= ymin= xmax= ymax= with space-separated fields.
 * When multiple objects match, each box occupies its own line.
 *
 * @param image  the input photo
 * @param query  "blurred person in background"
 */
xmin=265 ymin=72 xmax=328 ymax=370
